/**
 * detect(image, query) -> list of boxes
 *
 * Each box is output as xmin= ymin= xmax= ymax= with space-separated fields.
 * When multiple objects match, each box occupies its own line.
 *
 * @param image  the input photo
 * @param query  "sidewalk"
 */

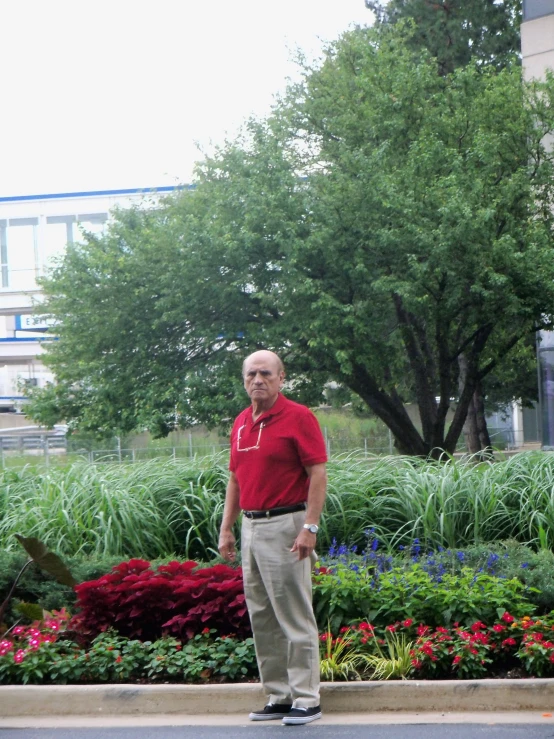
xmin=2 ymin=679 xmax=554 ymax=723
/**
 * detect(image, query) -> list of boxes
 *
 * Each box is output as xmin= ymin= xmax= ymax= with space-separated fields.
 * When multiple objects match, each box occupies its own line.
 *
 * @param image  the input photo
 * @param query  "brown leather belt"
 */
xmin=243 ymin=502 xmax=306 ymax=519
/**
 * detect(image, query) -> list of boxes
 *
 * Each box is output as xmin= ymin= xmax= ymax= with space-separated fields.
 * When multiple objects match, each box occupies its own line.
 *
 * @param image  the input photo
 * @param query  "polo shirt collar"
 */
xmin=251 ymin=392 xmax=286 ymax=426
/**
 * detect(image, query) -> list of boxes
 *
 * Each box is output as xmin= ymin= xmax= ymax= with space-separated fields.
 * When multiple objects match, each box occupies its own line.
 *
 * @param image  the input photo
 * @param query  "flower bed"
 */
xmin=3 ymin=535 xmax=554 ymax=685
xmin=4 ymin=610 xmax=554 ymax=684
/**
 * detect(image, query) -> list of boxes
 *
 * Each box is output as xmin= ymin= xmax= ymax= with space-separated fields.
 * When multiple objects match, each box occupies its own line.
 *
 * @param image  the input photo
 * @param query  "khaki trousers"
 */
xmin=241 ymin=509 xmax=320 ymax=708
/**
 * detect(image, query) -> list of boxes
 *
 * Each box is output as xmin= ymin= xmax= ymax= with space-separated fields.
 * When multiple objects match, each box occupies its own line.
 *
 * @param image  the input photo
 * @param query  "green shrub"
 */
xmin=0 ymin=624 xmax=257 ymax=685
xmin=313 ymin=563 xmax=534 ymax=633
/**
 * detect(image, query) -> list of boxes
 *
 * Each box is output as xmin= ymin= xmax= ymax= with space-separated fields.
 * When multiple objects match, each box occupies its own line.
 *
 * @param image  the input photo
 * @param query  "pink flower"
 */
xmin=12 ymin=627 xmax=25 ymax=636
xmin=28 ymin=638 xmax=40 ymax=651
xmin=13 ymin=649 xmax=25 ymax=663
xmin=0 ymin=640 xmax=13 ymax=655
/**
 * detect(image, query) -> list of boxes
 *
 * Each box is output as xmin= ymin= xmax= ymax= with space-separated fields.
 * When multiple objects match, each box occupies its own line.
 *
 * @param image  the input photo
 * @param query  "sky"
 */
xmin=0 ymin=0 xmax=372 ymax=197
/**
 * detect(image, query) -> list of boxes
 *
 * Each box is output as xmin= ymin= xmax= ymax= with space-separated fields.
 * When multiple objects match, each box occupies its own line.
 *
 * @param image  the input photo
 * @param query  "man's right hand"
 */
xmin=218 ymin=530 xmax=237 ymax=561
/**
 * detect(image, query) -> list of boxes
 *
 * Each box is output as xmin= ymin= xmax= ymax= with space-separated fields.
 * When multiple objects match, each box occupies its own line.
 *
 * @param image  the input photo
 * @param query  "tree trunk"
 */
xmin=473 ymin=378 xmax=493 ymax=456
xmin=459 ymin=356 xmax=493 ymax=458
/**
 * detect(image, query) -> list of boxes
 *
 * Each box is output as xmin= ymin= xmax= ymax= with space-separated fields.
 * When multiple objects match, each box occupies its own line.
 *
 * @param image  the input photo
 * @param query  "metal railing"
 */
xmin=0 ymin=427 xmax=536 ymax=467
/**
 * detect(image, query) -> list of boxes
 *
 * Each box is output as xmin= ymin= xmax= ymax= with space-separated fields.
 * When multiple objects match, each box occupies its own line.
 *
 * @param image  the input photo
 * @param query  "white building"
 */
xmin=0 ymin=186 xmax=181 ymax=413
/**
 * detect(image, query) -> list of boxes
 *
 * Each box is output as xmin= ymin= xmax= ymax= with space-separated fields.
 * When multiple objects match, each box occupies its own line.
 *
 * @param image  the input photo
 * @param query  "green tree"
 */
xmin=27 ymin=26 xmax=554 ymax=456
xmin=365 ymin=0 xmax=521 ymax=74
xmin=366 ymin=1 xmax=527 ymax=455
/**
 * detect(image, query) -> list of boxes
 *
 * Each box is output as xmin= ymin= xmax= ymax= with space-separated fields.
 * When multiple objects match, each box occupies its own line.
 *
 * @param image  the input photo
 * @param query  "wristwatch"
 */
xmin=303 ymin=523 xmax=319 ymax=534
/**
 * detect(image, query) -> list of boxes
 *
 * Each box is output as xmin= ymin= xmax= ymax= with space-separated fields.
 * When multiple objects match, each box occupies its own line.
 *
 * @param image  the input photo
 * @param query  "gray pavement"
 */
xmin=2 ymin=726 xmax=554 ymax=738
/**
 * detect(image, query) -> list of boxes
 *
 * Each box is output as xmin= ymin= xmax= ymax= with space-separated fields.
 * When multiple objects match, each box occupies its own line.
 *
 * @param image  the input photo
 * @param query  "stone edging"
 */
xmin=2 ymin=679 xmax=554 ymax=717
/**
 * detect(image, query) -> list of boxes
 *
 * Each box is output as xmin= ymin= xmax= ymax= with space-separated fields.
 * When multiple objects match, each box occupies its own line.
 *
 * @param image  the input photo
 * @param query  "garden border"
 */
xmin=2 ymin=679 xmax=554 ymax=717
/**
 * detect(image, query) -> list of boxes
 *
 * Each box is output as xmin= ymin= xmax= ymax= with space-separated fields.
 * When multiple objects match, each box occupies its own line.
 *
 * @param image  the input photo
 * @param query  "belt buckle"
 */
xmin=265 ymin=510 xmax=271 ymax=519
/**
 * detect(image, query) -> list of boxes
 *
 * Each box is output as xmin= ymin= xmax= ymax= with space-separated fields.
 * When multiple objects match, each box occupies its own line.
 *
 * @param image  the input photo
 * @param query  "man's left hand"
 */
xmin=290 ymin=528 xmax=316 ymax=560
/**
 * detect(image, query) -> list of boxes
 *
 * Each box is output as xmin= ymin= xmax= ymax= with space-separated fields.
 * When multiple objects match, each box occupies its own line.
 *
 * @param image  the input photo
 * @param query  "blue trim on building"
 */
xmin=0 ymin=185 xmax=194 ymax=204
xmin=0 ymin=337 xmax=57 ymax=343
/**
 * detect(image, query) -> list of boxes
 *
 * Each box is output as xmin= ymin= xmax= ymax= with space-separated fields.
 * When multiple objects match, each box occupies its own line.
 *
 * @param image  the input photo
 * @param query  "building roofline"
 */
xmin=0 ymin=185 xmax=194 ymax=204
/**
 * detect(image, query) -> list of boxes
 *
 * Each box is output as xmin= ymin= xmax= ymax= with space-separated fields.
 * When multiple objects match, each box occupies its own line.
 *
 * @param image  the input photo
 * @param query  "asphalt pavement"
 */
xmin=2 ymin=725 xmax=554 ymax=739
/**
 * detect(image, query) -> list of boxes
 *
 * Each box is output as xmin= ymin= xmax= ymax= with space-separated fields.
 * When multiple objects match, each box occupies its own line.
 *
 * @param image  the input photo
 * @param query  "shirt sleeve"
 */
xmin=295 ymin=410 xmax=328 ymax=466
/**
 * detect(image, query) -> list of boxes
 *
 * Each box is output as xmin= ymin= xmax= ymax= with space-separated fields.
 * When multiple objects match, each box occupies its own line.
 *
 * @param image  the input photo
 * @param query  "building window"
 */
xmin=6 ymin=218 xmax=39 ymax=289
xmin=0 ymin=220 xmax=8 ymax=288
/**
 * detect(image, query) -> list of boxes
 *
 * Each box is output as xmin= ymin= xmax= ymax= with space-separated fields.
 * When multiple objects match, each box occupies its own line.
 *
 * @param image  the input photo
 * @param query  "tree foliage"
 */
xmin=27 ymin=25 xmax=554 ymax=456
xmin=365 ymin=0 xmax=521 ymax=74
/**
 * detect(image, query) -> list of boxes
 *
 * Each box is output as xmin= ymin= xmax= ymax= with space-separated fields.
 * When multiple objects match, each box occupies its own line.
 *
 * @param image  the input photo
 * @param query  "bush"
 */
xmin=0 ymin=621 xmax=257 ymax=685
xmin=0 ymin=550 xmax=124 ymax=625
xmin=71 ymin=559 xmax=250 ymax=641
xmin=313 ymin=562 xmax=534 ymax=633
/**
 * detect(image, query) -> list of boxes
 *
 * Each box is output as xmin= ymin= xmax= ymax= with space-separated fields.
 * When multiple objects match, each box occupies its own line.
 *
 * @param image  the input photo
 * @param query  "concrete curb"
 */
xmin=2 ymin=679 xmax=554 ymax=717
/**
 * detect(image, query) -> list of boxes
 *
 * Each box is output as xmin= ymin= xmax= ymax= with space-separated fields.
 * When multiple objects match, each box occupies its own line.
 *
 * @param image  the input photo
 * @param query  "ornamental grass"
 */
xmin=3 ymin=452 xmax=554 ymax=559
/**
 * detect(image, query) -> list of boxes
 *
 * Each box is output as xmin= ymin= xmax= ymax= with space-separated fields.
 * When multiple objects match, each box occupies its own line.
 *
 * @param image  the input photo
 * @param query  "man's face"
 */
xmin=243 ymin=355 xmax=284 ymax=405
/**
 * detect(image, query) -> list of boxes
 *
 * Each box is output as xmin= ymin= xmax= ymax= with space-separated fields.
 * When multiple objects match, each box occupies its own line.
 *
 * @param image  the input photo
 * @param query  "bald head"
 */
xmin=242 ymin=350 xmax=284 ymax=377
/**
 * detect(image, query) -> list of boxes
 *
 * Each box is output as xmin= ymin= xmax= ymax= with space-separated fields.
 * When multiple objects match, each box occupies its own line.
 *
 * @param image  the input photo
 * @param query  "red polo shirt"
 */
xmin=229 ymin=393 xmax=327 ymax=511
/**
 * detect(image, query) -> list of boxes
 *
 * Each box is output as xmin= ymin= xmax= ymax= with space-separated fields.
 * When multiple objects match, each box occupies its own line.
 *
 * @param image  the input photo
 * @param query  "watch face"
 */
xmin=306 ymin=524 xmax=318 ymax=534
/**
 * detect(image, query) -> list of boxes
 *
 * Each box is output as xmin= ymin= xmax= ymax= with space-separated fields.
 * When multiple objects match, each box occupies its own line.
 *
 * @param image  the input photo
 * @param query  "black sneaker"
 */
xmin=248 ymin=703 xmax=293 ymax=721
xmin=282 ymin=706 xmax=322 ymax=725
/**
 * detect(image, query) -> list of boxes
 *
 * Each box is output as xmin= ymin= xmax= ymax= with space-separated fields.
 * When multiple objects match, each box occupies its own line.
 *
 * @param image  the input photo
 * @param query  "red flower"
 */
xmin=358 ymin=622 xmax=373 ymax=632
xmin=492 ymin=624 xmax=504 ymax=633
xmin=501 ymin=612 xmax=515 ymax=624
xmin=453 ymin=655 xmax=462 ymax=665
xmin=470 ymin=621 xmax=486 ymax=633
xmin=502 ymin=638 xmax=517 ymax=647
xmin=417 ymin=625 xmax=430 ymax=636
xmin=202 ymin=628 xmax=210 ymax=635
xmin=386 ymin=625 xmax=397 ymax=632
xmin=116 ymin=655 xmax=122 ymax=663
xmin=402 ymin=619 xmax=413 ymax=628
xmin=549 ymin=653 xmax=554 ymax=664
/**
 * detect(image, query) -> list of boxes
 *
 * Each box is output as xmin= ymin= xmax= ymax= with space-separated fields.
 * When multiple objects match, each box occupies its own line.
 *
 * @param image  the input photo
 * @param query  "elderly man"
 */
xmin=218 ymin=350 xmax=327 ymax=726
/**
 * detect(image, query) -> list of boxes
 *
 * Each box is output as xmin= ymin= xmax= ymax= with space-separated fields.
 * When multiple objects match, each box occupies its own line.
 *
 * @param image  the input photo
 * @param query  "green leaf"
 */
xmin=14 ymin=602 xmax=44 ymax=621
xmin=15 ymin=535 xmax=77 ymax=587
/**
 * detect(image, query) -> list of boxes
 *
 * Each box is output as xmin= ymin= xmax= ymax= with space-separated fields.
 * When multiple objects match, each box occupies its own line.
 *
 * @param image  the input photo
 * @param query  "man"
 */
xmin=218 ymin=350 xmax=327 ymax=726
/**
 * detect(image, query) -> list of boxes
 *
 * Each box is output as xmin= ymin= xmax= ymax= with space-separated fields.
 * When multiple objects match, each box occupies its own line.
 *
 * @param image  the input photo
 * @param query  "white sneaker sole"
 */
xmin=282 ymin=711 xmax=322 ymax=725
xmin=249 ymin=713 xmax=290 ymax=721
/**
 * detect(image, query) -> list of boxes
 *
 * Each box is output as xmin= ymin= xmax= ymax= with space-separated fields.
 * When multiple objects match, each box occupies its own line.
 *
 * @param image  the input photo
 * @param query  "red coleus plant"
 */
xmin=70 ymin=559 xmax=250 ymax=642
